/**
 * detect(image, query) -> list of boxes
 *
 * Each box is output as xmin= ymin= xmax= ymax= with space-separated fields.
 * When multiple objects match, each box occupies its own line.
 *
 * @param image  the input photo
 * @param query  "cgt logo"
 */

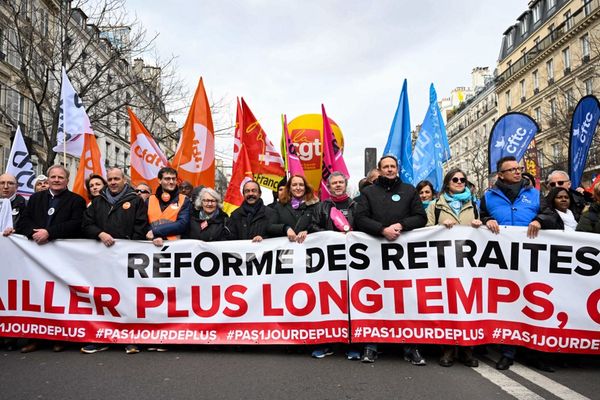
xmin=290 ymin=128 xmax=322 ymax=169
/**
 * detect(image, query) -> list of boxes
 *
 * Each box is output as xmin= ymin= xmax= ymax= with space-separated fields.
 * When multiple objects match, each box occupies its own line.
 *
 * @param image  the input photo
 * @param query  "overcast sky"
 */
xmin=125 ymin=0 xmax=526 ymax=186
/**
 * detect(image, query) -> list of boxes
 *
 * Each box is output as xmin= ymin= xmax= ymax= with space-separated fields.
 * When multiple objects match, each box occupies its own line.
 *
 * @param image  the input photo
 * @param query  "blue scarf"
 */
xmin=443 ymin=187 xmax=472 ymax=215
xmin=422 ymin=200 xmax=432 ymax=210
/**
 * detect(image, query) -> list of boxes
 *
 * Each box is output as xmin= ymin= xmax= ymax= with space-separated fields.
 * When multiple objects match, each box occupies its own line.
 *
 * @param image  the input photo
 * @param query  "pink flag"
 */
xmin=320 ymin=104 xmax=349 ymax=200
xmin=282 ymin=114 xmax=305 ymax=177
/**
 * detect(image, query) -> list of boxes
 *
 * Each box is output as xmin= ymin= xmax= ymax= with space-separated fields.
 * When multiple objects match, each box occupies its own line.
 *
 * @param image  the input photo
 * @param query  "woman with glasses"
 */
xmin=426 ymin=168 xmax=481 ymax=368
xmin=185 ymin=187 xmax=229 ymax=241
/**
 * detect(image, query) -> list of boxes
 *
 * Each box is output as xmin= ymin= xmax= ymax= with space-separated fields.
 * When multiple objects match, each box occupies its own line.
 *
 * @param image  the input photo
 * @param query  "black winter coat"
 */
xmin=576 ymin=202 xmax=600 ymax=234
xmin=18 ymin=189 xmax=86 ymax=240
xmin=228 ymin=200 xmax=277 ymax=240
xmin=314 ymin=198 xmax=357 ymax=232
xmin=354 ymin=176 xmax=426 ymax=236
xmin=185 ymin=208 xmax=230 ymax=241
xmin=271 ymin=198 xmax=319 ymax=236
xmin=82 ymin=187 xmax=149 ymax=240
xmin=10 ymin=194 xmax=27 ymax=230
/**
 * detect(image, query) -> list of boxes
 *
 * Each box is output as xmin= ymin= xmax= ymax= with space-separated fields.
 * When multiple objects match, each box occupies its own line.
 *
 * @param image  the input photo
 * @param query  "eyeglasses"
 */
xmin=135 ymin=189 xmax=150 ymax=194
xmin=549 ymin=180 xmax=569 ymax=187
xmin=451 ymin=177 xmax=466 ymax=183
xmin=500 ymin=166 xmax=525 ymax=174
xmin=202 ymin=199 xmax=217 ymax=204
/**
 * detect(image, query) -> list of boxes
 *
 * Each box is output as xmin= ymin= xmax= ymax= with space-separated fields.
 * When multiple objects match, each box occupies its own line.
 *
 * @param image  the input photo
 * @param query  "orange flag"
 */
xmin=128 ymin=108 xmax=170 ymax=192
xmin=223 ymin=145 xmax=254 ymax=215
xmin=172 ymin=77 xmax=215 ymax=187
xmin=240 ymin=98 xmax=285 ymax=191
xmin=72 ymin=133 xmax=105 ymax=203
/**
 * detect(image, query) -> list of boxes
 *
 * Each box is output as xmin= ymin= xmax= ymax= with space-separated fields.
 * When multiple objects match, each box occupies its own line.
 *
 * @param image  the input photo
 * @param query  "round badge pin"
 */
xmin=47 ymin=207 xmax=55 ymax=216
xmin=11 ymin=209 xmax=19 ymax=216
xmin=122 ymin=202 xmax=131 ymax=210
xmin=391 ymin=194 xmax=401 ymax=202
xmin=170 ymin=204 xmax=179 ymax=210
xmin=161 ymin=192 xmax=171 ymax=202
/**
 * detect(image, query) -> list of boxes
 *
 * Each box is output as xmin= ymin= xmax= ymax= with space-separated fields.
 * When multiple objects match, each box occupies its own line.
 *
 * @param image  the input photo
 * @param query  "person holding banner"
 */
xmin=538 ymin=187 xmax=580 ymax=231
xmin=12 ymin=165 xmax=86 ymax=353
xmin=271 ymin=174 xmax=319 ymax=243
xmin=545 ymin=170 xmax=592 ymax=216
xmin=314 ymin=172 xmax=356 ymax=233
xmin=354 ymin=154 xmax=427 ymax=365
xmin=426 ymin=168 xmax=481 ymax=368
xmin=0 ymin=173 xmax=27 ymax=236
xmin=185 ymin=187 xmax=230 ymax=241
xmin=479 ymin=156 xmax=553 ymax=371
xmin=145 ymin=167 xmax=191 ymax=247
xmin=576 ymin=182 xmax=600 ymax=234
xmin=81 ymin=167 xmax=149 ymax=354
xmin=228 ymin=180 xmax=276 ymax=241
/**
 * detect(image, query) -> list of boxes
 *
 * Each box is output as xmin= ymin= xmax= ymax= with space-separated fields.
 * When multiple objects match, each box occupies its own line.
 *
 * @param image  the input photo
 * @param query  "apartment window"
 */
xmin=547 ymin=59 xmax=554 ymax=81
xmin=533 ymin=69 xmax=539 ymax=91
xmin=581 ymin=33 xmax=590 ymax=58
xmin=506 ymin=31 xmax=513 ymax=48
xmin=584 ymin=0 xmax=592 ymax=16
xmin=547 ymin=0 xmax=556 ymax=10
xmin=550 ymin=98 xmax=557 ymax=119
xmin=564 ymin=10 xmax=573 ymax=29
xmin=565 ymin=88 xmax=575 ymax=109
xmin=562 ymin=47 xmax=571 ymax=70
xmin=520 ymin=79 xmax=526 ymax=99
xmin=534 ymin=107 xmax=542 ymax=122
xmin=585 ymin=77 xmax=594 ymax=95
xmin=533 ymin=2 xmax=541 ymax=23
xmin=520 ymin=17 xmax=528 ymax=36
xmin=505 ymin=90 xmax=512 ymax=109
xmin=552 ymin=143 xmax=560 ymax=162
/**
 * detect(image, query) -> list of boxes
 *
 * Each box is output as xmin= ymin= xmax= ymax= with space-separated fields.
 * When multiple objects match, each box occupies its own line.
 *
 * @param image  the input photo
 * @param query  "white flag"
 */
xmin=53 ymin=67 xmax=94 ymax=156
xmin=5 ymin=126 xmax=35 ymax=198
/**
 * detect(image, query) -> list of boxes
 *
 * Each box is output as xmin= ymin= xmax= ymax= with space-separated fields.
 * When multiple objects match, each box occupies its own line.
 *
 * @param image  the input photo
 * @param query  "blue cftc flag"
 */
xmin=412 ymin=84 xmax=451 ymax=192
xmin=488 ymin=112 xmax=539 ymax=174
xmin=383 ymin=79 xmax=413 ymax=183
xmin=569 ymin=95 xmax=600 ymax=188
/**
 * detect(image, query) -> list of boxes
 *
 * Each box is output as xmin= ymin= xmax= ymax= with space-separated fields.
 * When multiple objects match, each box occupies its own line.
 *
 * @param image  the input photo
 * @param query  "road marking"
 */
xmin=510 ymin=363 xmax=590 ymax=400
xmin=472 ymin=361 xmax=545 ymax=400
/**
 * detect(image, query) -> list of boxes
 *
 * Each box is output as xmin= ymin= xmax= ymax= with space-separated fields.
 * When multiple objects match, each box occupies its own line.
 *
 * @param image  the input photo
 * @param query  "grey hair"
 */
xmin=327 ymin=171 xmax=348 ymax=186
xmin=547 ymin=170 xmax=570 ymax=184
xmin=47 ymin=164 xmax=70 ymax=179
xmin=194 ymin=187 xmax=222 ymax=209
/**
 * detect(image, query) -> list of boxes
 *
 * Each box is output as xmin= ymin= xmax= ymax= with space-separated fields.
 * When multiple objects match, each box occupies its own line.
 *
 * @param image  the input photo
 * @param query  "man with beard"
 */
xmin=228 ymin=180 xmax=276 ymax=241
xmin=146 ymin=167 xmax=191 ymax=247
xmin=81 ymin=167 xmax=148 ymax=354
xmin=354 ymin=155 xmax=427 ymax=365
xmin=0 ymin=173 xmax=27 ymax=235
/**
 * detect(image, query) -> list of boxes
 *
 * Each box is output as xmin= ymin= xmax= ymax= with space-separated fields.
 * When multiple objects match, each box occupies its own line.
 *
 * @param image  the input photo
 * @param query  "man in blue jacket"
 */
xmin=479 ymin=156 xmax=551 ymax=372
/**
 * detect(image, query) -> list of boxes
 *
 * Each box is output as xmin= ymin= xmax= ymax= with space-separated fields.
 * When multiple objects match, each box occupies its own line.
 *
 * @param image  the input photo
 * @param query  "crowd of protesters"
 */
xmin=1 ymin=155 xmax=599 ymax=371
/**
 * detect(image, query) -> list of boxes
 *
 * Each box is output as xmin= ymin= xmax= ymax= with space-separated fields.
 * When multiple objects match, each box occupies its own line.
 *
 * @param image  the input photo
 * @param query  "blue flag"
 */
xmin=412 ymin=84 xmax=451 ymax=192
xmin=488 ymin=112 xmax=539 ymax=174
xmin=569 ymin=95 xmax=600 ymax=188
xmin=383 ymin=79 xmax=413 ymax=183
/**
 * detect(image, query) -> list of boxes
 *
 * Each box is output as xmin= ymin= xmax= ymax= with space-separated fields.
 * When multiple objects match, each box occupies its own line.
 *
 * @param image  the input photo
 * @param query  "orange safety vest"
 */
xmin=148 ymin=194 xmax=186 ymax=240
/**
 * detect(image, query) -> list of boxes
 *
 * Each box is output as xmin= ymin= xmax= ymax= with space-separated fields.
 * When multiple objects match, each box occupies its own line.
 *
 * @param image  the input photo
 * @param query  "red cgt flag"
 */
xmin=72 ymin=133 xmax=105 ymax=204
xmin=223 ymin=144 xmax=254 ymax=215
xmin=240 ymin=97 xmax=285 ymax=191
xmin=128 ymin=108 xmax=170 ymax=192
xmin=172 ymin=77 xmax=215 ymax=188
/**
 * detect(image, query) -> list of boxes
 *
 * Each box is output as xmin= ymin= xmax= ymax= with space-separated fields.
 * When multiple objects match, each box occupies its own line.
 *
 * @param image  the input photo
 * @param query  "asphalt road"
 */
xmin=1 ymin=344 xmax=598 ymax=400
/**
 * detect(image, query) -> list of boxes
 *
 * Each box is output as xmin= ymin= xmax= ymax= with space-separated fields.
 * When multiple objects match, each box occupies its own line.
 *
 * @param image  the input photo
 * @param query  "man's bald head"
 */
xmin=0 ymin=173 xmax=17 ymax=199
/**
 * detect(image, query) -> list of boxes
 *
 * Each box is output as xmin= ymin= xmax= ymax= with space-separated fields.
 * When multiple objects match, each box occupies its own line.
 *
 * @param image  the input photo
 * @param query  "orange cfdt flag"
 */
xmin=128 ymin=108 xmax=170 ymax=192
xmin=172 ymin=77 xmax=215 ymax=188
xmin=72 ymin=133 xmax=105 ymax=204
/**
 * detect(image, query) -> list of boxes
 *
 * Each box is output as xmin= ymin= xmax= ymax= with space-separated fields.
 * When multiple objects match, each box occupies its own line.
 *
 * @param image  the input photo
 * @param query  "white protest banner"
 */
xmin=347 ymin=226 xmax=600 ymax=353
xmin=1 ymin=227 xmax=599 ymax=353
xmin=0 ymin=233 xmax=349 ymax=345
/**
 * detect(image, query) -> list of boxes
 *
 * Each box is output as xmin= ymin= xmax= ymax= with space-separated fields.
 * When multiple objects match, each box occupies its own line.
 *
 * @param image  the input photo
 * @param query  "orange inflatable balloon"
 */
xmin=287 ymin=114 xmax=344 ymax=192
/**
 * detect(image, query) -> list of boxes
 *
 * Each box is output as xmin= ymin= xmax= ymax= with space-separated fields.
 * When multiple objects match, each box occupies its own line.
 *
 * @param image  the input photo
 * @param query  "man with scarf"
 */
xmin=315 ymin=171 xmax=356 ymax=232
xmin=146 ymin=167 xmax=191 ymax=247
xmin=228 ymin=180 xmax=276 ymax=241
xmin=80 ymin=167 xmax=148 ymax=355
xmin=479 ymin=155 xmax=551 ymax=372
xmin=354 ymin=155 xmax=427 ymax=365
